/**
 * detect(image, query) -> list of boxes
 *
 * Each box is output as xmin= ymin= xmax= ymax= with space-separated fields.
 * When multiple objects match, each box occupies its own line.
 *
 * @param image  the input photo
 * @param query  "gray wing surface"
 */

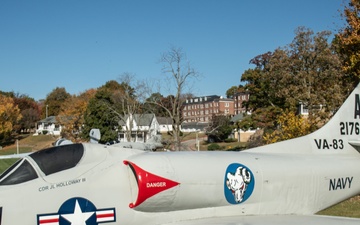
xmin=0 ymin=153 xmax=30 ymax=159
xmin=162 ymin=215 xmax=360 ymax=225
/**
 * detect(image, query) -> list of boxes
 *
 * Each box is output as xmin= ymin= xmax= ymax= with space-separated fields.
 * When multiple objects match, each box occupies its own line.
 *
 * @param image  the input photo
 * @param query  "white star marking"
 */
xmin=61 ymin=200 xmax=94 ymax=225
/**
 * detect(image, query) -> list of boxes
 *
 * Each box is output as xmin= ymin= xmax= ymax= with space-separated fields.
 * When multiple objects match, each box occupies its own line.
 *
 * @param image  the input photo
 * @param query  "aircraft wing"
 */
xmin=161 ymin=215 xmax=360 ymax=225
xmin=0 ymin=153 xmax=30 ymax=159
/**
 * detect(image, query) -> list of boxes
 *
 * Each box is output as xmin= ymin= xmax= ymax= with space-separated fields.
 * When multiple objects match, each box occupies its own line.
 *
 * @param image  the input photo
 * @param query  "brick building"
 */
xmin=234 ymin=91 xmax=250 ymax=114
xmin=182 ymin=95 xmax=235 ymax=123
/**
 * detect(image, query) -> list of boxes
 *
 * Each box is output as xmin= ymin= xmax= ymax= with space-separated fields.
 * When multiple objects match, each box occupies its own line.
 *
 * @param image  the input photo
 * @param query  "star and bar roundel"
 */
xmin=37 ymin=197 xmax=115 ymax=225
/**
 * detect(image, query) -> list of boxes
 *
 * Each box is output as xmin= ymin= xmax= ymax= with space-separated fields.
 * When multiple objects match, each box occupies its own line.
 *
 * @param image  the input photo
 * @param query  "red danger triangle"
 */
xmin=124 ymin=161 xmax=180 ymax=208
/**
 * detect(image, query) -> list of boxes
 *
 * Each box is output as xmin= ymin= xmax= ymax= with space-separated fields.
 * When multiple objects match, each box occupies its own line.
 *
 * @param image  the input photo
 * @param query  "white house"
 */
xmin=35 ymin=116 xmax=62 ymax=136
xmin=181 ymin=122 xmax=208 ymax=133
xmin=118 ymin=114 xmax=160 ymax=143
xmin=157 ymin=117 xmax=173 ymax=133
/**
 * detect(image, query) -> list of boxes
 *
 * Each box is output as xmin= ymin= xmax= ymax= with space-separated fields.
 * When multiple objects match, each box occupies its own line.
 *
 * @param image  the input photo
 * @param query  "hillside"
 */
xmin=1 ymin=134 xmax=57 ymax=155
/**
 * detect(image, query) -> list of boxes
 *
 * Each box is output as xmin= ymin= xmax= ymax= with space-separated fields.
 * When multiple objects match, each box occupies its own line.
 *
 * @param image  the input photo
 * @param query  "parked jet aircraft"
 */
xmin=1 ymin=85 xmax=360 ymax=225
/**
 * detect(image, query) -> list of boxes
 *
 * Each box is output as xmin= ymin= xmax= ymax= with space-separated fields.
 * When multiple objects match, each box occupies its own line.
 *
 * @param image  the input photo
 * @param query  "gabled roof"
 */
xmin=157 ymin=117 xmax=173 ymax=125
xmin=134 ymin=114 xmax=155 ymax=126
xmin=38 ymin=115 xmax=73 ymax=124
xmin=181 ymin=122 xmax=209 ymax=130
xmin=119 ymin=114 xmax=155 ymax=126
xmin=38 ymin=116 xmax=57 ymax=123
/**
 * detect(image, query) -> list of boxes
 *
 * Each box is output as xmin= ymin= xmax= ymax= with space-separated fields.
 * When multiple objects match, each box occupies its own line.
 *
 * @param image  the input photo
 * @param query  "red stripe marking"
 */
xmin=39 ymin=218 xmax=59 ymax=223
xmin=96 ymin=213 xmax=114 ymax=219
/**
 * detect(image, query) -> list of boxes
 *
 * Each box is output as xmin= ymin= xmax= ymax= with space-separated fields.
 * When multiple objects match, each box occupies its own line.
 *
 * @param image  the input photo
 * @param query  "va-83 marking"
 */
xmin=314 ymin=139 xmax=344 ymax=150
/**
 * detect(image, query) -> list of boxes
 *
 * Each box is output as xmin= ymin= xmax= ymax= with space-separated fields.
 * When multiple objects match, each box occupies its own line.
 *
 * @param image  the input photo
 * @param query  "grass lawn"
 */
xmin=161 ymin=132 xmax=207 ymax=142
xmin=1 ymin=134 xmax=56 ymax=155
xmin=0 ymin=134 xmax=56 ymax=175
xmin=208 ymin=141 xmax=247 ymax=151
xmin=317 ymin=195 xmax=360 ymax=218
xmin=0 ymin=158 xmax=19 ymax=173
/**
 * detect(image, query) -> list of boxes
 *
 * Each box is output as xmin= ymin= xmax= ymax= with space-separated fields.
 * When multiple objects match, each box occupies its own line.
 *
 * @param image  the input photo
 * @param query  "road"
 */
xmin=180 ymin=137 xmax=207 ymax=151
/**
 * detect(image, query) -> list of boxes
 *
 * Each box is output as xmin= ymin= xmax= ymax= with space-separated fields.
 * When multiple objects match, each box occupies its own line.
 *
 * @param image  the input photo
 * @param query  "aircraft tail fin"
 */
xmin=250 ymin=83 xmax=360 ymax=155
xmin=307 ymin=83 xmax=360 ymax=155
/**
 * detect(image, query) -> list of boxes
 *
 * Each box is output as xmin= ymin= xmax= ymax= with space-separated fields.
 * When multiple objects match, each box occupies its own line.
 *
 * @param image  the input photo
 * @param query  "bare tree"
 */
xmin=110 ymin=73 xmax=147 ymax=142
xmin=150 ymin=47 xmax=199 ymax=150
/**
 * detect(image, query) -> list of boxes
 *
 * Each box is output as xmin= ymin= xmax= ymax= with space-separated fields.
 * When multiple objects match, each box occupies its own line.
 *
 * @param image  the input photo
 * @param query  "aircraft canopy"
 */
xmin=0 ymin=144 xmax=84 ymax=185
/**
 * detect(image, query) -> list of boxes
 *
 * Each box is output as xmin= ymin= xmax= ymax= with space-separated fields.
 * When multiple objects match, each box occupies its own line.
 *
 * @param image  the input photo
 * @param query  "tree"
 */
xmin=58 ymin=89 xmax=96 ymax=142
xmin=207 ymin=114 xmax=233 ymax=142
xmin=235 ymin=115 xmax=254 ymax=132
xmin=43 ymin=87 xmax=71 ymax=118
xmin=82 ymin=83 xmax=120 ymax=143
xmin=110 ymin=73 xmax=147 ymax=142
xmin=241 ymin=51 xmax=276 ymax=113
xmin=240 ymin=51 xmax=283 ymax=129
xmin=263 ymin=110 xmax=311 ymax=144
xmin=225 ymin=85 xmax=245 ymax=99
xmin=0 ymin=95 xmax=22 ymax=142
xmin=0 ymin=92 xmax=40 ymax=133
xmin=241 ymin=27 xmax=344 ymax=133
xmin=280 ymin=27 xmax=344 ymax=117
xmin=12 ymin=94 xmax=41 ymax=133
xmin=149 ymin=47 xmax=199 ymax=151
xmin=143 ymin=92 xmax=169 ymax=117
xmin=335 ymin=0 xmax=360 ymax=86
xmin=226 ymin=86 xmax=238 ymax=99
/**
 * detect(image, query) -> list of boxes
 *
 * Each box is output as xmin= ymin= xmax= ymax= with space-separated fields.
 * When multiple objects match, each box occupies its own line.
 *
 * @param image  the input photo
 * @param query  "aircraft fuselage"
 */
xmin=1 ymin=143 xmax=358 ymax=225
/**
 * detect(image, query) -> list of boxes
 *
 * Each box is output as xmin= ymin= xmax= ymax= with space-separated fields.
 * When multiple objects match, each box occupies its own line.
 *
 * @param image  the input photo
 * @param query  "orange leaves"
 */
xmin=57 ymin=89 xmax=96 ymax=141
xmin=0 ymin=95 xmax=22 ymax=134
xmin=263 ymin=110 xmax=311 ymax=144
xmin=336 ymin=0 xmax=360 ymax=78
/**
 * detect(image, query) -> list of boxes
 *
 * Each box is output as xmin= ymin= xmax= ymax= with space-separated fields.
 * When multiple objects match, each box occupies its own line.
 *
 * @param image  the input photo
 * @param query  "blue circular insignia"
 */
xmin=224 ymin=163 xmax=255 ymax=204
xmin=58 ymin=197 xmax=97 ymax=225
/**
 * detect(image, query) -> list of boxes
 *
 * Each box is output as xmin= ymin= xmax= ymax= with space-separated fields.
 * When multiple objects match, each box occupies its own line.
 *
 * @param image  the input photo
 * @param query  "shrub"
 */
xmin=208 ymin=143 xmax=221 ymax=151
xmin=226 ymin=145 xmax=247 ymax=151
xmin=224 ymin=138 xmax=237 ymax=143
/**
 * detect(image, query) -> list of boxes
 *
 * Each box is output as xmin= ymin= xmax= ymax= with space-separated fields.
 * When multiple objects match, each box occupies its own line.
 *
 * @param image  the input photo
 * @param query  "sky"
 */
xmin=0 ymin=0 xmax=348 ymax=101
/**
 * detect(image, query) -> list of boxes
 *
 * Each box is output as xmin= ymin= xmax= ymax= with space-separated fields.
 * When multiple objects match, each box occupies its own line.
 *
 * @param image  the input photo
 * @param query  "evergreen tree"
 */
xmin=82 ymin=82 xmax=120 ymax=143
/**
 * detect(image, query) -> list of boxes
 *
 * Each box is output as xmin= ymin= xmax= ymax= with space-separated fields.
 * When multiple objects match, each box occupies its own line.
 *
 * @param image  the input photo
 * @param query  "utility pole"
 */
xmin=196 ymin=131 xmax=200 ymax=151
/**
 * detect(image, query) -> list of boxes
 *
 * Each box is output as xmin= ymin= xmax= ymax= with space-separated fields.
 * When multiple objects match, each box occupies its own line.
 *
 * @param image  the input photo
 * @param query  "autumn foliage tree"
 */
xmin=0 ymin=95 xmax=22 ymax=142
xmin=13 ymin=94 xmax=41 ymax=133
xmin=57 ymin=89 xmax=96 ymax=142
xmin=241 ymin=27 xmax=345 ymax=138
xmin=335 ymin=0 xmax=360 ymax=86
xmin=263 ymin=110 xmax=311 ymax=144
xmin=43 ymin=87 xmax=71 ymax=118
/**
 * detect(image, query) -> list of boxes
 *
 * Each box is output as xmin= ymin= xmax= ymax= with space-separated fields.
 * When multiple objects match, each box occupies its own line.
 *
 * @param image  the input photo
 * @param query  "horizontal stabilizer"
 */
xmin=348 ymin=140 xmax=360 ymax=153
